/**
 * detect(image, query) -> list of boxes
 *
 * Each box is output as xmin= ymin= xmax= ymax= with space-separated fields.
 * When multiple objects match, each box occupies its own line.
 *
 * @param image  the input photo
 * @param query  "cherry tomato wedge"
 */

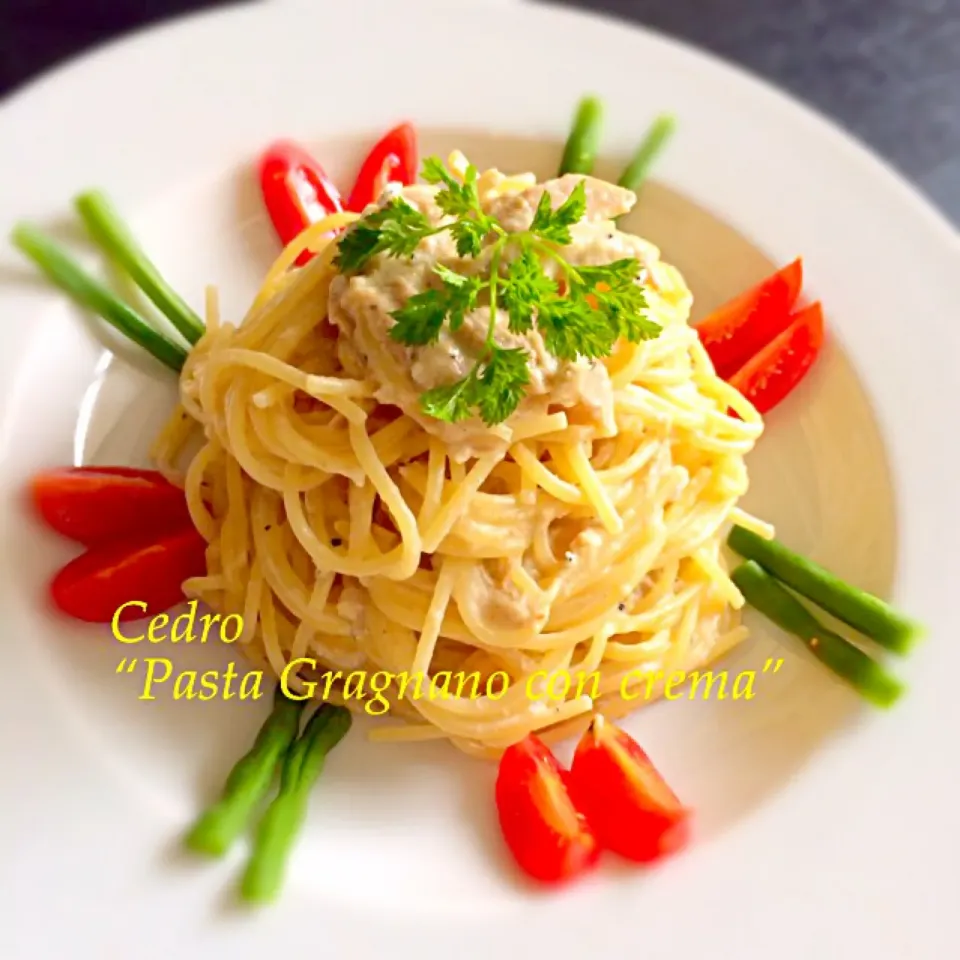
xmin=495 ymin=734 xmax=600 ymax=885
xmin=727 ymin=301 xmax=825 ymax=415
xmin=695 ymin=258 xmax=803 ymax=380
xmin=345 ymin=123 xmax=418 ymax=213
xmin=569 ymin=717 xmax=691 ymax=864
xmin=50 ymin=527 xmax=208 ymax=623
xmin=60 ymin=466 xmax=168 ymax=479
xmin=31 ymin=466 xmax=193 ymax=546
xmin=258 ymin=141 xmax=343 ymax=266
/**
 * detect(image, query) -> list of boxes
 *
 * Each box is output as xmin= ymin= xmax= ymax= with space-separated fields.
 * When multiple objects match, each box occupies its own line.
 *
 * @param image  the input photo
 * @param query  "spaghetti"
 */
xmin=152 ymin=158 xmax=766 ymax=758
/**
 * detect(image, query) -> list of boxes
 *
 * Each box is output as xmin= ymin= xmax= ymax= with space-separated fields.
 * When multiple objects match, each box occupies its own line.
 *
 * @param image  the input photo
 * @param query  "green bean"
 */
xmin=728 ymin=525 xmax=922 ymax=655
xmin=558 ymin=96 xmax=604 ymax=176
xmin=731 ymin=561 xmax=904 ymax=708
xmin=184 ymin=687 xmax=306 ymax=857
xmin=241 ymin=705 xmax=352 ymax=904
xmin=617 ymin=113 xmax=676 ymax=193
xmin=11 ymin=223 xmax=189 ymax=372
xmin=74 ymin=190 xmax=205 ymax=346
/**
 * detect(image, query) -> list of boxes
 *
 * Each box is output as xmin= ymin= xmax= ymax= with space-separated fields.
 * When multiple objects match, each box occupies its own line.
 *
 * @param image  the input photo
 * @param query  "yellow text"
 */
xmin=619 ymin=668 xmax=757 ymax=702
xmin=115 ymin=655 xmax=263 ymax=701
xmin=279 ymin=662 xmax=510 ymax=716
xmin=111 ymin=600 xmax=243 ymax=645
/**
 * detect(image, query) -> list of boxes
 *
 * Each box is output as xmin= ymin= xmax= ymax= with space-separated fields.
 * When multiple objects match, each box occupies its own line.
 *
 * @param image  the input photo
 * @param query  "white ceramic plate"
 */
xmin=1 ymin=1 xmax=958 ymax=957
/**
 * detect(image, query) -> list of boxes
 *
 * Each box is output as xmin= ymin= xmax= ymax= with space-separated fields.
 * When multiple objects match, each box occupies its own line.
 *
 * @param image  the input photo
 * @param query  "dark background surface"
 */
xmin=1 ymin=0 xmax=958 ymax=222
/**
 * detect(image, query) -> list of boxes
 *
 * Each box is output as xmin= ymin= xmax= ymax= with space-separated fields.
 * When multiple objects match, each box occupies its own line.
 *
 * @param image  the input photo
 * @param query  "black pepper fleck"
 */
xmin=618 ymin=603 xmax=626 ymax=612
xmin=565 ymin=551 xmax=575 ymax=562
xmin=331 ymin=538 xmax=342 ymax=547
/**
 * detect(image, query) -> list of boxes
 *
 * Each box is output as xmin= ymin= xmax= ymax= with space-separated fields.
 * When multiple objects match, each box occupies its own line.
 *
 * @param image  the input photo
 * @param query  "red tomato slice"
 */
xmin=495 ymin=734 xmax=600 ymax=884
xmin=695 ymin=258 xmax=803 ymax=380
xmin=50 ymin=528 xmax=208 ymax=623
xmin=258 ymin=141 xmax=344 ymax=266
xmin=345 ymin=123 xmax=418 ymax=213
xmin=727 ymin=302 xmax=825 ymax=415
xmin=31 ymin=466 xmax=193 ymax=546
xmin=66 ymin=466 xmax=169 ymax=479
xmin=569 ymin=716 xmax=691 ymax=864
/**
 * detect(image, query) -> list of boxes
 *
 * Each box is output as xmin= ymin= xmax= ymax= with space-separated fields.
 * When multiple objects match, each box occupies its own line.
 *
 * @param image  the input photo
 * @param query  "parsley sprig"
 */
xmin=334 ymin=157 xmax=661 ymax=425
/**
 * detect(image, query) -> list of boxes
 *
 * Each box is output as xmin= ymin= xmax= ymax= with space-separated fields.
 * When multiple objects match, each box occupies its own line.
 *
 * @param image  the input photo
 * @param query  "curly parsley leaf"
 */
xmin=529 ymin=179 xmax=587 ymax=245
xmin=419 ymin=372 xmax=479 ymax=423
xmin=500 ymin=248 xmax=558 ymax=334
xmin=576 ymin=260 xmax=661 ymax=341
xmin=423 ymin=157 xmax=480 ymax=217
xmin=420 ymin=348 xmax=530 ymax=426
xmin=433 ymin=265 xmax=483 ymax=332
xmin=388 ymin=292 xmax=448 ymax=346
xmin=421 ymin=155 xmax=468 ymax=194
xmin=336 ymin=199 xmax=436 ymax=273
xmin=334 ymin=222 xmax=382 ymax=274
xmin=448 ymin=217 xmax=488 ymax=258
xmin=538 ymin=298 xmax=617 ymax=361
xmin=389 ymin=265 xmax=483 ymax=344
xmin=475 ymin=347 xmax=531 ymax=425
xmin=422 ymin=157 xmax=496 ymax=255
